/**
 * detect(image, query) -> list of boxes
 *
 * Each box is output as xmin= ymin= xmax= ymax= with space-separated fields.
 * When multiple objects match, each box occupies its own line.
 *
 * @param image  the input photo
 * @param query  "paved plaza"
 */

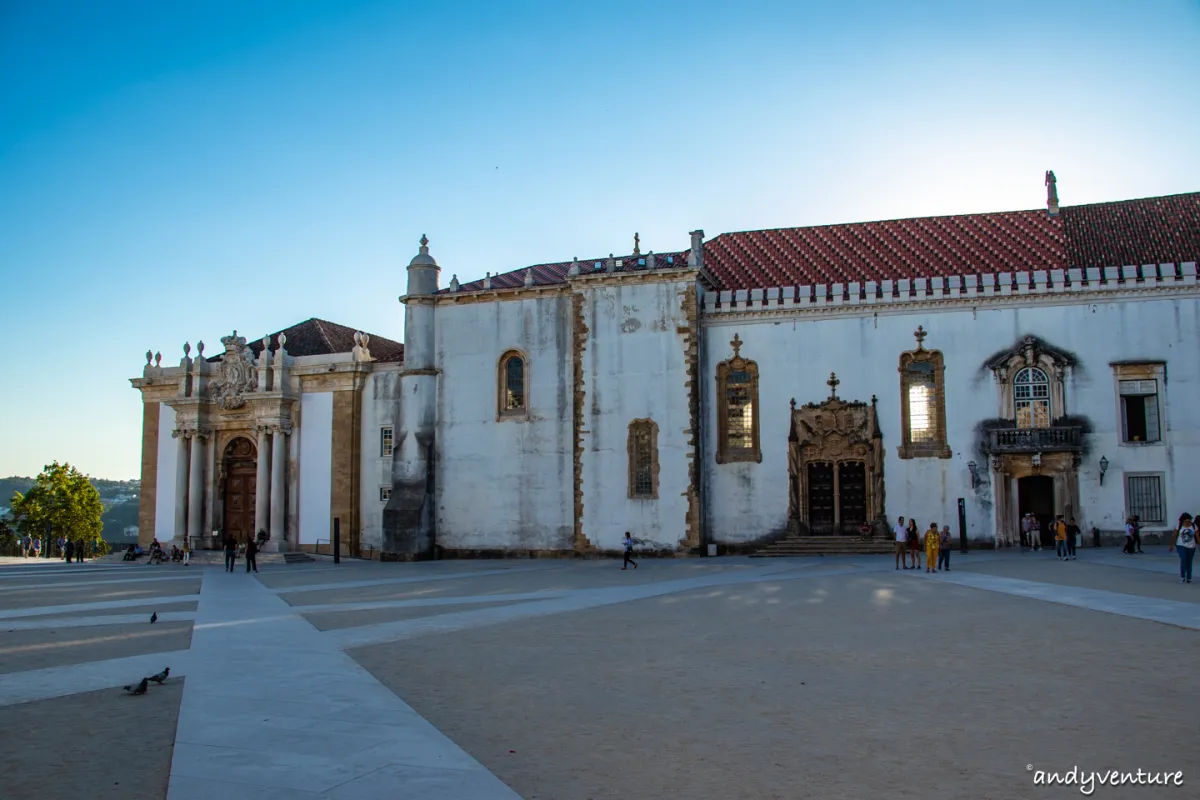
xmin=0 ymin=548 xmax=1197 ymax=799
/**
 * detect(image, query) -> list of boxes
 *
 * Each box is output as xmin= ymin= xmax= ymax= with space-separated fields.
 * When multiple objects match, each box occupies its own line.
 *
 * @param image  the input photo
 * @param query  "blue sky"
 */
xmin=1 ymin=0 xmax=1197 ymax=479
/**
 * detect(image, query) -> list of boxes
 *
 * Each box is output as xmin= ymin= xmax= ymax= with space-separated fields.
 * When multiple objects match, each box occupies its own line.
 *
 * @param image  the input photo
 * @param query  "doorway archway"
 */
xmin=222 ymin=437 xmax=257 ymax=545
xmin=1018 ymin=475 xmax=1055 ymax=548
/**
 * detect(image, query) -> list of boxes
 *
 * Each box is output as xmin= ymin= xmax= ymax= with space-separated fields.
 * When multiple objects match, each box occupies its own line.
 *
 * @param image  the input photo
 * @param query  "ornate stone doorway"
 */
xmin=788 ymin=374 xmax=885 ymax=536
xmin=221 ymin=437 xmax=257 ymax=545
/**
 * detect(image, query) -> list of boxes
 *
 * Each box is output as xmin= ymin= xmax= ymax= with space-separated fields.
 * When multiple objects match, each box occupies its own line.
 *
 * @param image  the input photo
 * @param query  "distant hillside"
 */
xmin=1 ymin=475 xmax=140 ymax=515
xmin=101 ymin=498 xmax=141 ymax=540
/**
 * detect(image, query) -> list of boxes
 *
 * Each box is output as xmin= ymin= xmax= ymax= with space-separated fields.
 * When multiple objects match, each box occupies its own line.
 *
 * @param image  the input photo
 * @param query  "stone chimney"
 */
xmin=688 ymin=230 xmax=705 ymax=268
xmin=1045 ymin=171 xmax=1060 ymax=217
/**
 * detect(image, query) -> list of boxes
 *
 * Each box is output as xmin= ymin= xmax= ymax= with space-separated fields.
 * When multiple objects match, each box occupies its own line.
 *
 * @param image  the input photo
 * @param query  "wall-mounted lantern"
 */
xmin=967 ymin=461 xmax=980 ymax=488
xmin=1099 ymin=456 xmax=1109 ymax=486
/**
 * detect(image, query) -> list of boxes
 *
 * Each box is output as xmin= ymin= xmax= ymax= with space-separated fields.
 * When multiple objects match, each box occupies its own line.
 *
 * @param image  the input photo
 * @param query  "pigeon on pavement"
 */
xmin=150 ymin=612 xmax=157 ymax=624
xmin=123 ymin=678 xmax=148 ymax=695
xmin=147 ymin=667 xmax=170 ymax=685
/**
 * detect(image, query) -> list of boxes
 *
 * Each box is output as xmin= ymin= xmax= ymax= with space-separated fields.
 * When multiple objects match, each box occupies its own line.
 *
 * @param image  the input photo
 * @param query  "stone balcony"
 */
xmin=982 ymin=425 xmax=1083 ymax=454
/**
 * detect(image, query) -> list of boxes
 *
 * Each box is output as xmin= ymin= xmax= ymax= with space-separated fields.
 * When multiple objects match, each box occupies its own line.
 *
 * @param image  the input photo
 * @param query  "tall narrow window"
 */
xmin=716 ymin=333 xmax=761 ymax=463
xmin=1119 ymin=380 xmax=1160 ymax=443
xmin=628 ymin=419 xmax=659 ymax=499
xmin=380 ymin=426 xmax=394 ymax=457
xmin=898 ymin=325 xmax=951 ymax=458
xmin=1125 ymin=473 xmax=1165 ymax=524
xmin=1014 ymin=367 xmax=1051 ymax=429
xmin=497 ymin=350 xmax=529 ymax=419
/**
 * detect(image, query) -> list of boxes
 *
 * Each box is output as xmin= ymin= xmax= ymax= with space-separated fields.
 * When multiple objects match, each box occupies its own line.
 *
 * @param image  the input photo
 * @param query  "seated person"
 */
xmin=123 ymin=544 xmax=137 ymax=561
xmin=170 ymin=545 xmax=181 ymax=561
xmin=133 ymin=544 xmax=144 ymax=556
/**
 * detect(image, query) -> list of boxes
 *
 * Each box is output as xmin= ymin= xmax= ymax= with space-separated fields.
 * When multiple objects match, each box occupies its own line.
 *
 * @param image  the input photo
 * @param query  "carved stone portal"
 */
xmin=209 ymin=330 xmax=258 ymax=410
xmin=787 ymin=383 xmax=885 ymax=536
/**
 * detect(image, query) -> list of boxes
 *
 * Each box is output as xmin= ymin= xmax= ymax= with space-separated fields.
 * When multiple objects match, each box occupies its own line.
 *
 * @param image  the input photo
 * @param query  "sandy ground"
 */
xmin=0 ymin=622 xmax=193 ymax=674
xmin=0 ymin=679 xmax=183 ymax=799
xmin=352 ymin=569 xmax=1200 ymax=800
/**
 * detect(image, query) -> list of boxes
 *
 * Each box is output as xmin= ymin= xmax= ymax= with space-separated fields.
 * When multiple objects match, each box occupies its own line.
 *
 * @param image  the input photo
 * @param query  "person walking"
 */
xmin=76 ymin=539 xmax=85 ymax=563
xmin=223 ymin=535 xmax=237 ymax=572
xmin=64 ymin=538 xmax=74 ymax=564
xmin=906 ymin=519 xmax=921 ymax=569
xmin=1131 ymin=515 xmax=1144 ymax=554
xmin=1066 ymin=517 xmax=1080 ymax=560
xmin=1123 ymin=517 xmax=1136 ymax=554
xmin=1054 ymin=515 xmax=1069 ymax=560
xmin=1169 ymin=513 xmax=1196 ymax=584
xmin=244 ymin=537 xmax=259 ymax=573
xmin=923 ymin=522 xmax=939 ymax=573
xmin=622 ymin=532 xmax=638 ymax=570
xmin=938 ymin=524 xmax=952 ymax=571
xmin=893 ymin=516 xmax=908 ymax=570
xmin=182 ymin=538 xmax=190 ymax=567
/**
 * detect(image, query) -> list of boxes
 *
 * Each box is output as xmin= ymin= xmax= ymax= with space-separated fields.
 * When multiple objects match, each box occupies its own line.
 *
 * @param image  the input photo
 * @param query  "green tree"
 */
xmin=9 ymin=462 xmax=104 ymax=557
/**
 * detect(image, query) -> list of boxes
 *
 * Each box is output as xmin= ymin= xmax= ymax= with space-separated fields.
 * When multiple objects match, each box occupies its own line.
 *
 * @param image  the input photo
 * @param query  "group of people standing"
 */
xmin=893 ymin=517 xmax=953 ymax=573
xmin=222 ymin=535 xmax=259 ymax=573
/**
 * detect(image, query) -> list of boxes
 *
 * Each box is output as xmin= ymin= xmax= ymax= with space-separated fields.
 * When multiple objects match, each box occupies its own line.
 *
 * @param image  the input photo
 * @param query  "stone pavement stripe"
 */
xmin=0 ymin=594 xmax=200 ymax=620
xmin=294 ymin=590 xmax=572 ymax=615
xmin=270 ymin=564 xmax=559 ymax=596
xmin=0 ymin=574 xmax=202 ymax=592
xmin=0 ymin=649 xmax=191 ymax=707
xmin=936 ymin=570 xmax=1200 ymax=629
xmin=1 ymin=611 xmax=197 ymax=631
xmin=327 ymin=564 xmax=870 ymax=650
xmin=167 ymin=569 xmax=521 ymax=799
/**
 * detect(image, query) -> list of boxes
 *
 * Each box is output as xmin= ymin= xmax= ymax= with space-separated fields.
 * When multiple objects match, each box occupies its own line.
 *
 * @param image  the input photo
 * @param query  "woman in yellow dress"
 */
xmin=924 ymin=522 xmax=940 ymax=573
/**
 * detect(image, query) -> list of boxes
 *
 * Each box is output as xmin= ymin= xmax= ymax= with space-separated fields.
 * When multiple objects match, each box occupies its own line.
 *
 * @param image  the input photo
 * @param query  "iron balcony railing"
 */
xmin=984 ymin=426 xmax=1083 ymax=453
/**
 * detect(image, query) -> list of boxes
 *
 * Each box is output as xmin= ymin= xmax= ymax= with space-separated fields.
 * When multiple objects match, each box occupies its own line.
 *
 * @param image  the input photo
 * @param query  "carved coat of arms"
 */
xmin=209 ymin=330 xmax=257 ymax=410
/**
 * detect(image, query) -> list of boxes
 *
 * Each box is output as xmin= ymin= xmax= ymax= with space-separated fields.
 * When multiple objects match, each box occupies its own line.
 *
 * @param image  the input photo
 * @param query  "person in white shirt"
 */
xmin=1169 ymin=512 xmax=1196 ymax=583
xmin=894 ymin=516 xmax=908 ymax=570
xmin=622 ymin=532 xmax=638 ymax=570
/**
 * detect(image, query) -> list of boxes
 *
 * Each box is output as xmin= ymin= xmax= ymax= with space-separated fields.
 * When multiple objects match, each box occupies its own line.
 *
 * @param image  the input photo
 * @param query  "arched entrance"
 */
xmin=222 ymin=437 xmax=257 ymax=545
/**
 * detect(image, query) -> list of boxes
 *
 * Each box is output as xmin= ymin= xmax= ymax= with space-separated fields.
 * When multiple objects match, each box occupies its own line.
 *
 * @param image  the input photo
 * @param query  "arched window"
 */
xmin=898 ymin=326 xmax=951 ymax=459
xmin=1014 ymin=367 xmax=1051 ymax=428
xmin=716 ymin=333 xmax=761 ymax=463
xmin=497 ymin=351 xmax=528 ymax=419
xmin=628 ymin=419 xmax=659 ymax=498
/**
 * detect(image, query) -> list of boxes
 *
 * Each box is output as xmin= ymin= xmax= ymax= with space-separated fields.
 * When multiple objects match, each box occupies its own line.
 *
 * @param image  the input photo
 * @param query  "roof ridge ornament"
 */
xmin=914 ymin=325 xmax=927 ymax=350
xmin=633 ymin=232 xmax=640 ymax=256
xmin=827 ymin=371 xmax=840 ymax=399
xmin=1045 ymin=170 xmax=1059 ymax=217
xmin=730 ymin=332 xmax=743 ymax=359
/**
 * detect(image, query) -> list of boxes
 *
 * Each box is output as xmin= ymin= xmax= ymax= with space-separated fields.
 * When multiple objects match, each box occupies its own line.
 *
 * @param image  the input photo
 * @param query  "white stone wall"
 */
xmin=154 ymin=404 xmax=177 ymax=542
xmin=578 ymin=279 xmax=694 ymax=551
xmin=359 ymin=367 xmax=402 ymax=551
xmin=433 ymin=295 xmax=574 ymax=550
xmin=298 ymin=391 xmax=333 ymax=546
xmin=702 ymin=291 xmax=1200 ymax=545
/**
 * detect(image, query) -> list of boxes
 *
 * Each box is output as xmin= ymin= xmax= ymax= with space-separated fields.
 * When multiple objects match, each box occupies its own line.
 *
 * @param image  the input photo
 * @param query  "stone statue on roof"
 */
xmin=1045 ymin=171 xmax=1058 ymax=207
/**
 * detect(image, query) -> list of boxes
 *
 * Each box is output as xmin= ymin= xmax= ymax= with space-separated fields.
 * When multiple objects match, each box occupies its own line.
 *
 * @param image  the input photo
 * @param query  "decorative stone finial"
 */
xmin=568 ymin=257 xmax=580 ymax=277
xmin=827 ymin=372 xmax=840 ymax=398
xmin=277 ymin=332 xmax=287 ymax=349
xmin=154 ymin=352 xmax=161 ymax=366
xmin=183 ymin=342 xmax=191 ymax=357
xmin=524 ymin=268 xmax=533 ymax=287
xmin=606 ymin=254 xmax=616 ymax=273
xmin=360 ymin=333 xmax=368 ymax=348
xmin=914 ymin=325 xmax=927 ymax=349
xmin=790 ymin=397 xmax=796 ymax=411
xmin=730 ymin=332 xmax=743 ymax=359
xmin=483 ymin=272 xmax=492 ymax=290
xmin=449 ymin=274 xmax=459 ymax=291
xmin=196 ymin=341 xmax=204 ymax=357
xmin=633 ymin=232 xmax=641 ymax=256
xmin=353 ymin=331 xmax=362 ymax=346
xmin=420 ymin=234 xmax=429 ymax=249
xmin=646 ymin=251 xmax=654 ymax=269
xmin=261 ymin=335 xmax=270 ymax=352
xmin=146 ymin=350 xmax=153 ymax=366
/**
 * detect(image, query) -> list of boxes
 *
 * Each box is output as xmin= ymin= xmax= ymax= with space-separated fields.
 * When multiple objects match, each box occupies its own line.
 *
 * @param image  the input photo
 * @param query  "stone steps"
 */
xmin=751 ymin=536 xmax=896 ymax=557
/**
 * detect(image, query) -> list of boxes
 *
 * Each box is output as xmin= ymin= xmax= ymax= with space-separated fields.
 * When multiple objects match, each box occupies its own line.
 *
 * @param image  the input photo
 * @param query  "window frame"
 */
xmin=715 ymin=335 xmax=762 ymax=464
xmin=1124 ymin=471 xmax=1166 ymax=526
xmin=496 ymin=349 xmax=530 ymax=421
xmin=897 ymin=337 xmax=951 ymax=459
xmin=1113 ymin=363 xmax=1166 ymax=447
xmin=380 ymin=426 xmax=394 ymax=457
xmin=379 ymin=486 xmax=392 ymax=502
xmin=1013 ymin=366 xmax=1052 ymax=429
xmin=627 ymin=418 xmax=660 ymax=499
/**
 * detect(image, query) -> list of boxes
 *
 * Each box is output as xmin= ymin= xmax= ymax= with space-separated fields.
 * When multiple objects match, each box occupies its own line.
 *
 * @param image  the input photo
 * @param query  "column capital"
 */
xmin=267 ymin=422 xmax=293 ymax=436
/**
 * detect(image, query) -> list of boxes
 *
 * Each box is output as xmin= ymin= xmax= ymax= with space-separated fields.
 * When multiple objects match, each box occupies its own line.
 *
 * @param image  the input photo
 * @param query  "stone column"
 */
xmin=270 ymin=425 xmax=288 ymax=545
xmin=187 ymin=431 xmax=206 ymax=546
xmin=255 ymin=426 xmax=270 ymax=540
xmin=173 ymin=430 xmax=189 ymax=544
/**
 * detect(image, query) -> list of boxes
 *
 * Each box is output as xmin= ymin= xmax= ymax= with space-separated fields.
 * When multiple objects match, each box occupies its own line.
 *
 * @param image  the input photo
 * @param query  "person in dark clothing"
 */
xmin=1131 ymin=515 xmax=1144 ymax=553
xmin=64 ymin=539 xmax=74 ymax=563
xmin=223 ymin=536 xmax=237 ymax=572
xmin=245 ymin=537 xmax=259 ymax=573
xmin=622 ymin=532 xmax=638 ymax=570
xmin=1066 ymin=517 xmax=1080 ymax=559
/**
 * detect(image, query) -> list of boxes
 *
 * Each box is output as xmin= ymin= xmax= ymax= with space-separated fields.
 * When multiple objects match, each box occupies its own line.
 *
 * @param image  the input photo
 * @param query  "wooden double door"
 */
xmin=806 ymin=460 xmax=867 ymax=535
xmin=222 ymin=438 xmax=257 ymax=544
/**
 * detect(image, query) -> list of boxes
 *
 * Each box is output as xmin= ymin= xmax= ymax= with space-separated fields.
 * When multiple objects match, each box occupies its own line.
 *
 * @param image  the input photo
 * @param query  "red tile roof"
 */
xmin=209 ymin=318 xmax=404 ymax=363
xmin=443 ymin=193 xmax=1197 ymax=295
xmin=703 ymin=193 xmax=1199 ymax=290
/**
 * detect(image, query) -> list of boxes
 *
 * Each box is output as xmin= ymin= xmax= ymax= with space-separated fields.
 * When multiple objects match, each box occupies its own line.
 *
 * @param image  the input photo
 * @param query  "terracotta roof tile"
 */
xmin=209 ymin=318 xmax=404 ymax=363
xmin=447 ymin=251 xmax=691 ymax=293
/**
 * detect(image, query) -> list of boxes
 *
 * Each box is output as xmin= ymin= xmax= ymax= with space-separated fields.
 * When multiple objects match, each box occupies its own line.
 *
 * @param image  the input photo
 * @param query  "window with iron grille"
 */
xmin=725 ymin=369 xmax=754 ymax=451
xmin=1119 ymin=380 xmax=1160 ymax=443
xmin=1125 ymin=474 xmax=1164 ymax=524
xmin=905 ymin=362 xmax=937 ymax=443
xmin=379 ymin=486 xmax=391 ymax=502
xmin=380 ymin=426 xmax=394 ymax=457
xmin=1014 ymin=367 xmax=1051 ymax=429
xmin=628 ymin=419 xmax=657 ymax=499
